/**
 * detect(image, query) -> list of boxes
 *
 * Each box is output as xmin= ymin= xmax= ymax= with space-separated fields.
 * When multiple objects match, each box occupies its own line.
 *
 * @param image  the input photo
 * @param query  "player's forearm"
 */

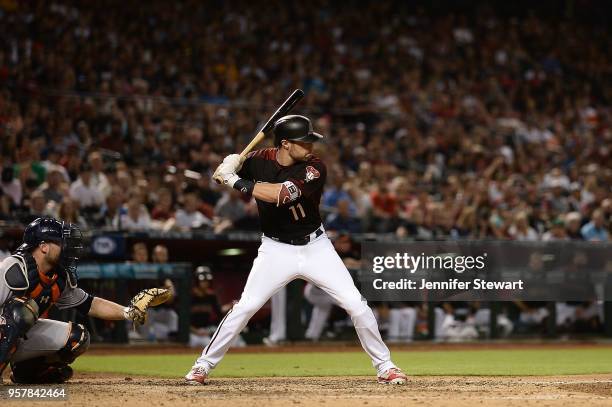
xmin=253 ymin=183 xmax=282 ymax=203
xmin=88 ymin=296 xmax=128 ymax=320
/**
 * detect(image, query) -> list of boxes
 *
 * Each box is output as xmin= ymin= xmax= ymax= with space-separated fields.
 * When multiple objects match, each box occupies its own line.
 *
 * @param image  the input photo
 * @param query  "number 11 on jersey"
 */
xmin=289 ymin=203 xmax=306 ymax=221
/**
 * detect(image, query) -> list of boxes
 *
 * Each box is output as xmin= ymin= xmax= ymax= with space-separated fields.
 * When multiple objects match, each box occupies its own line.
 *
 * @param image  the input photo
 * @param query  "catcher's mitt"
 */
xmin=125 ymin=288 xmax=172 ymax=327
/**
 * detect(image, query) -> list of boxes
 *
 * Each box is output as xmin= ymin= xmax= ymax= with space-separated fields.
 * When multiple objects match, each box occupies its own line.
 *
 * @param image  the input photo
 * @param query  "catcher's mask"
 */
xmin=18 ymin=217 xmax=84 ymax=288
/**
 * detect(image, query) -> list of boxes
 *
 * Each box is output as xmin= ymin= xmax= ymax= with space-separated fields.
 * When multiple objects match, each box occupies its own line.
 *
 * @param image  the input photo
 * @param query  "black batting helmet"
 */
xmin=273 ymin=115 xmax=324 ymax=147
xmin=195 ymin=265 xmax=213 ymax=282
xmin=17 ymin=217 xmax=83 ymax=288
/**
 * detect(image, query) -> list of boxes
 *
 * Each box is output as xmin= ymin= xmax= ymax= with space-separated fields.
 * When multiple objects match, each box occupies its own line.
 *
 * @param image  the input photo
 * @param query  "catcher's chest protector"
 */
xmin=12 ymin=253 xmax=66 ymax=318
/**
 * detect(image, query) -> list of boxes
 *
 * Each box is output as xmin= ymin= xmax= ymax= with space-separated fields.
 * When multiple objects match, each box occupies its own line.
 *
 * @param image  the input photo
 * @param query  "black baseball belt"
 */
xmin=266 ymin=227 xmax=324 ymax=246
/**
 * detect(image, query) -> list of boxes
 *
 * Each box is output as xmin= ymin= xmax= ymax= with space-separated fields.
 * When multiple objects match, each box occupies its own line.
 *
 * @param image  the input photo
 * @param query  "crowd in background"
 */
xmin=1 ymin=0 xmax=610 ymax=242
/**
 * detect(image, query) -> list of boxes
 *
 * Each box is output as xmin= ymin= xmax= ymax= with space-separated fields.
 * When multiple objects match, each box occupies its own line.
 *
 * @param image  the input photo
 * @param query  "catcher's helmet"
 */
xmin=17 ymin=217 xmax=83 ymax=288
xmin=18 ymin=217 xmax=64 ymax=251
xmin=273 ymin=115 xmax=324 ymax=147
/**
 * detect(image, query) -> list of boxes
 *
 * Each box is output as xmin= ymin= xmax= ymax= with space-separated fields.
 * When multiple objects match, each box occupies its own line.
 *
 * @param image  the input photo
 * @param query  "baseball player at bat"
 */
xmin=0 ymin=217 xmax=171 ymax=384
xmin=185 ymin=115 xmax=407 ymax=385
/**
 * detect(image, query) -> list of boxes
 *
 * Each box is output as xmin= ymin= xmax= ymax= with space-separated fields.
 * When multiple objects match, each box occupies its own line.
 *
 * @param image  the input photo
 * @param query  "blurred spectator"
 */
xmin=57 ymin=198 xmax=88 ymax=229
xmin=69 ymin=163 xmax=104 ymax=210
xmin=131 ymin=242 xmax=149 ymax=263
xmin=21 ymin=191 xmax=50 ymax=224
xmin=1 ymin=167 xmax=22 ymax=206
xmin=38 ymin=166 xmax=65 ymax=204
xmin=508 ymin=212 xmax=539 ymax=241
xmin=151 ymin=244 xmax=170 ymax=264
xmin=113 ymin=195 xmax=152 ymax=231
xmin=565 ymin=212 xmax=584 ymax=240
xmin=175 ymin=192 xmax=212 ymax=230
xmin=214 ymin=190 xmax=246 ymax=223
xmin=151 ymin=188 xmax=175 ymax=221
xmin=0 ymin=190 xmax=11 ymax=221
xmin=322 ymin=177 xmax=356 ymax=215
xmin=370 ymin=184 xmax=399 ymax=233
xmin=41 ymin=148 xmax=70 ymax=182
xmin=88 ymin=151 xmax=111 ymax=198
xmin=98 ymin=193 xmax=121 ymax=227
xmin=581 ymin=209 xmax=609 ymax=242
xmin=542 ymin=218 xmax=569 ymax=241
xmin=325 ymin=199 xmax=362 ymax=234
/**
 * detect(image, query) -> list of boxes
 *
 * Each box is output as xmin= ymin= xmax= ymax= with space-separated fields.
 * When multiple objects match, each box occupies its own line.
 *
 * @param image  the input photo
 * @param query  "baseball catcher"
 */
xmin=0 ymin=217 xmax=171 ymax=384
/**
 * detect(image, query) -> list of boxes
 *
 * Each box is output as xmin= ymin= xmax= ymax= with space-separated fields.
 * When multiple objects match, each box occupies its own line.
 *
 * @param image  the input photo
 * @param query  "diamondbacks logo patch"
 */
xmin=305 ymin=166 xmax=320 ymax=183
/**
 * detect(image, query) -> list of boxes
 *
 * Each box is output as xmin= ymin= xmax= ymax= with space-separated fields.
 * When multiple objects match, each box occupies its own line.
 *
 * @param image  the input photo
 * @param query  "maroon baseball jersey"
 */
xmin=238 ymin=148 xmax=327 ymax=240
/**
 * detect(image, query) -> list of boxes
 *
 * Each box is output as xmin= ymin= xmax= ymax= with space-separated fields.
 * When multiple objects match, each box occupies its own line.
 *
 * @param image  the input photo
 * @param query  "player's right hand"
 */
xmin=218 ymin=172 xmax=240 ymax=188
xmin=213 ymin=161 xmax=239 ymax=184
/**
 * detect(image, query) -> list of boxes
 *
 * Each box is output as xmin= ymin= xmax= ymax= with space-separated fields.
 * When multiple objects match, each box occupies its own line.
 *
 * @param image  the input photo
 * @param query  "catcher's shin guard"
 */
xmin=0 ymin=297 xmax=39 ymax=375
xmin=10 ymin=357 xmax=74 ymax=384
xmin=10 ymin=322 xmax=86 ymax=384
xmin=57 ymin=322 xmax=90 ymax=364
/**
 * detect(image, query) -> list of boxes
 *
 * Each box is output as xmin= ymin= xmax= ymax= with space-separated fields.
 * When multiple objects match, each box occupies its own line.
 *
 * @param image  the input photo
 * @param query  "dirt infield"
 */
xmin=2 ymin=343 xmax=611 ymax=405
xmin=2 ymin=373 xmax=611 ymax=407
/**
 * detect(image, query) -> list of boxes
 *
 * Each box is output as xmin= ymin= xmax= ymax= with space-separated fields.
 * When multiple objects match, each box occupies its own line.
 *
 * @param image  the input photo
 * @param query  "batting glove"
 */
xmin=221 ymin=154 xmax=245 ymax=173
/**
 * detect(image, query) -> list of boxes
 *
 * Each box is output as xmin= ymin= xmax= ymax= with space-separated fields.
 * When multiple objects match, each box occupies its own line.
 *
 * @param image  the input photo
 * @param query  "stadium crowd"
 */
xmin=1 ymin=0 xmax=610 ymax=242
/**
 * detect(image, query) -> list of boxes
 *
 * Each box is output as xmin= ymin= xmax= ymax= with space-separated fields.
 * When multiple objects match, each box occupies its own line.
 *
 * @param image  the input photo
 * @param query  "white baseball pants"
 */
xmin=194 ymin=232 xmax=396 ymax=375
xmin=12 ymin=319 xmax=71 ymax=363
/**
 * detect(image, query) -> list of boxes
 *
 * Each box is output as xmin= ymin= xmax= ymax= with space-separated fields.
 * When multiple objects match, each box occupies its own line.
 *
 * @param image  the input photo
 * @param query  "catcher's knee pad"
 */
xmin=2 ymin=296 xmax=39 ymax=331
xmin=0 ymin=297 xmax=39 ymax=372
xmin=57 ymin=322 xmax=90 ymax=364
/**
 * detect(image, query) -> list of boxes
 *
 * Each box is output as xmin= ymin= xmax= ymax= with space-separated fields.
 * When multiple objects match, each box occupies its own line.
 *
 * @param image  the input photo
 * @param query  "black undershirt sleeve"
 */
xmin=75 ymin=294 xmax=94 ymax=316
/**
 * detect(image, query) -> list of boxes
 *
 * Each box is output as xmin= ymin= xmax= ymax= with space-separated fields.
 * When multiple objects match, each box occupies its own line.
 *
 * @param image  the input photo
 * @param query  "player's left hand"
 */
xmin=221 ymin=154 xmax=245 ymax=173
xmin=124 ymin=288 xmax=173 ymax=327
xmin=213 ymin=154 xmax=244 ymax=184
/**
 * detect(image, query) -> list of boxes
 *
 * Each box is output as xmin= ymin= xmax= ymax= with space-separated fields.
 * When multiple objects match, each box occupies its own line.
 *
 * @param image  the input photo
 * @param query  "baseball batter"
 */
xmin=0 ymin=217 xmax=170 ymax=384
xmin=185 ymin=115 xmax=407 ymax=385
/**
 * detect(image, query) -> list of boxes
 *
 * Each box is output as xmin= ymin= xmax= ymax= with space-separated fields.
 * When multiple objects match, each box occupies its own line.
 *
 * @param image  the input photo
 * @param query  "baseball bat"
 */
xmin=239 ymin=88 xmax=305 ymax=157
xmin=214 ymin=89 xmax=305 ymax=183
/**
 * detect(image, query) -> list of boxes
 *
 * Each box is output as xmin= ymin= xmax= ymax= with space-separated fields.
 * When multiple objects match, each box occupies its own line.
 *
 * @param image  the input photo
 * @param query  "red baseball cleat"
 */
xmin=377 ymin=367 xmax=408 ymax=385
xmin=184 ymin=365 xmax=208 ymax=385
